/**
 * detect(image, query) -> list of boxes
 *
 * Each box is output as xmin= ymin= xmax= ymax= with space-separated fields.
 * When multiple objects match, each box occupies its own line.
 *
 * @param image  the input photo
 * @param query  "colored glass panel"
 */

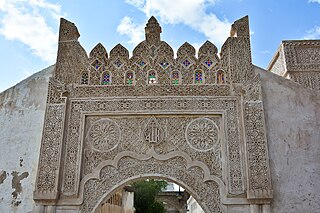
xmin=149 ymin=71 xmax=157 ymax=84
xmin=92 ymin=59 xmax=102 ymax=69
xmin=195 ymin=71 xmax=203 ymax=84
xmin=160 ymin=60 xmax=169 ymax=69
xmin=137 ymin=60 xmax=146 ymax=67
xmin=126 ymin=72 xmax=134 ymax=85
xmin=217 ymin=71 xmax=225 ymax=84
xmin=102 ymin=72 xmax=111 ymax=85
xmin=204 ymin=59 xmax=213 ymax=67
xmin=182 ymin=59 xmax=191 ymax=67
xmin=172 ymin=71 xmax=179 ymax=85
xmin=114 ymin=59 xmax=122 ymax=68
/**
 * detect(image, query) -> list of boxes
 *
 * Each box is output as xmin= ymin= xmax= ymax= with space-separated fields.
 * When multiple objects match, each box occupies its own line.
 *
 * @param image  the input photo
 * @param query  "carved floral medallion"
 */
xmin=88 ymin=119 xmax=121 ymax=151
xmin=186 ymin=118 xmax=219 ymax=151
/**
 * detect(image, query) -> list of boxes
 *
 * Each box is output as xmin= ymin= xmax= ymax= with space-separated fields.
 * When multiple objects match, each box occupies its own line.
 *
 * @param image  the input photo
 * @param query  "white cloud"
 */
xmin=125 ymin=0 xmax=145 ymax=8
xmin=0 ymin=0 xmax=62 ymax=63
xmin=304 ymin=26 xmax=320 ymax=39
xmin=308 ymin=0 xmax=320 ymax=3
xmin=117 ymin=16 xmax=145 ymax=46
xmin=124 ymin=0 xmax=231 ymax=46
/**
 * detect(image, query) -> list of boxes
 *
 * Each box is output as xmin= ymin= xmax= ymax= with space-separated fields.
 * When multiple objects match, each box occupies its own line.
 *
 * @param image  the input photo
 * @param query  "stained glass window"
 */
xmin=182 ymin=59 xmax=191 ymax=67
xmin=159 ymin=58 xmax=169 ymax=69
xmin=101 ymin=72 xmax=111 ymax=85
xmin=148 ymin=70 xmax=157 ymax=84
xmin=80 ymin=72 xmax=88 ymax=85
xmin=126 ymin=72 xmax=134 ymax=85
xmin=217 ymin=70 xmax=225 ymax=84
xmin=172 ymin=71 xmax=179 ymax=85
xmin=92 ymin=59 xmax=102 ymax=69
xmin=114 ymin=59 xmax=122 ymax=68
xmin=204 ymin=59 xmax=213 ymax=67
xmin=195 ymin=70 xmax=203 ymax=84
xmin=137 ymin=60 xmax=146 ymax=67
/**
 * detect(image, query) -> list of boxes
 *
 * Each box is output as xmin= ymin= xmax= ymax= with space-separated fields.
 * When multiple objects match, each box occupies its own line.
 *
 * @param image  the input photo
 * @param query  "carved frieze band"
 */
xmin=72 ymin=84 xmax=231 ymax=98
xmin=34 ymin=104 xmax=66 ymax=200
xmin=244 ymin=101 xmax=272 ymax=200
xmin=290 ymin=72 xmax=320 ymax=90
xmin=284 ymin=41 xmax=320 ymax=72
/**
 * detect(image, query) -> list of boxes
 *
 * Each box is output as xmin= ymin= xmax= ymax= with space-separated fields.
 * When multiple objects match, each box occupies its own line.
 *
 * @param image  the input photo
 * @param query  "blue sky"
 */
xmin=0 ymin=0 xmax=319 ymax=92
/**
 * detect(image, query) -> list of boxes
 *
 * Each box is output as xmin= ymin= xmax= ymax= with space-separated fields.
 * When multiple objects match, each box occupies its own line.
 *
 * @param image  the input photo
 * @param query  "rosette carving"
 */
xmin=88 ymin=119 xmax=121 ymax=151
xmin=186 ymin=118 xmax=219 ymax=151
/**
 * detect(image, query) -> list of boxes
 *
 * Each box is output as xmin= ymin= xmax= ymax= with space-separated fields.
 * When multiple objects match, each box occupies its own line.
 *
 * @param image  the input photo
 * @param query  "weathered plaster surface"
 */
xmin=0 ymin=66 xmax=53 ymax=213
xmin=255 ymin=66 xmax=320 ymax=213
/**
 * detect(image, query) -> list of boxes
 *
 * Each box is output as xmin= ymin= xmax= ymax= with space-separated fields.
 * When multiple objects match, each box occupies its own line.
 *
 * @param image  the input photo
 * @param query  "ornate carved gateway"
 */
xmin=34 ymin=16 xmax=273 ymax=213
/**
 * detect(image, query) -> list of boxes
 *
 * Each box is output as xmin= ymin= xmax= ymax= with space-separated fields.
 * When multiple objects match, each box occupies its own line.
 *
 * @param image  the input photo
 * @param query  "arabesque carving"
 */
xmin=268 ymin=40 xmax=320 ymax=90
xmin=34 ymin=15 xmax=273 ymax=213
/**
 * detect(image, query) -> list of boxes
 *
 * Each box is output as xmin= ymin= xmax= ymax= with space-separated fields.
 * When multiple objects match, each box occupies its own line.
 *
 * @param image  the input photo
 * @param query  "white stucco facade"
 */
xmin=0 ymin=66 xmax=53 ymax=213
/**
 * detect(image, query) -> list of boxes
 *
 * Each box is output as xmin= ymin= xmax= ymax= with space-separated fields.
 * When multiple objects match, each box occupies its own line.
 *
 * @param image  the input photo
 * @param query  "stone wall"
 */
xmin=0 ymin=66 xmax=53 ymax=213
xmin=255 ymin=65 xmax=320 ymax=213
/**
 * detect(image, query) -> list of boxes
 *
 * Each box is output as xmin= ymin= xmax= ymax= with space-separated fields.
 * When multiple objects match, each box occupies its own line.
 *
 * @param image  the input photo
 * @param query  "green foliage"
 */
xmin=132 ymin=179 xmax=168 ymax=213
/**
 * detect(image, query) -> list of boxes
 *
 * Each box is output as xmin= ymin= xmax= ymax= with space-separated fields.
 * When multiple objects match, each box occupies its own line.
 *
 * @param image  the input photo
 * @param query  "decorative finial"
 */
xmin=145 ymin=16 xmax=162 ymax=45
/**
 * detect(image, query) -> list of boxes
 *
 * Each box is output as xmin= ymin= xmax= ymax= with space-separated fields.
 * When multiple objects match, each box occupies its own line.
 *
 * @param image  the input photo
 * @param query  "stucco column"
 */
xmin=250 ymin=204 xmax=260 ymax=213
xmin=262 ymin=204 xmax=271 ymax=213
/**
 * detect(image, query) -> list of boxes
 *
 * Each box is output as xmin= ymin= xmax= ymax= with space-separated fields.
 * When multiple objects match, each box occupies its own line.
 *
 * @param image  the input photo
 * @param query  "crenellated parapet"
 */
xmin=52 ymin=16 xmax=228 ymax=89
xmin=81 ymin=39 xmax=225 ymax=87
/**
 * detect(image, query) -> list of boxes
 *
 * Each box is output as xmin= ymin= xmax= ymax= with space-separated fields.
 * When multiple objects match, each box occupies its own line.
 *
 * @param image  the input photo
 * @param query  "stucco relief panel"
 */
xmin=83 ymin=115 xmax=222 ymax=176
xmin=61 ymin=97 xmax=245 ymax=197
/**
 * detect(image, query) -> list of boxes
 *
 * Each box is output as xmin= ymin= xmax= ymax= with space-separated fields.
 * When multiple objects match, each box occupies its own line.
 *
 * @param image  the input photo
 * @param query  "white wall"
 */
xmin=255 ymin=66 xmax=320 ymax=213
xmin=187 ymin=196 xmax=204 ymax=213
xmin=0 ymin=66 xmax=53 ymax=213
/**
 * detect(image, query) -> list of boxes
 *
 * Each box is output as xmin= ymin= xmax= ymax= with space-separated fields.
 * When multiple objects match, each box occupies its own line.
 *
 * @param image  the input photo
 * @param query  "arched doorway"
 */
xmin=79 ymin=149 xmax=225 ymax=212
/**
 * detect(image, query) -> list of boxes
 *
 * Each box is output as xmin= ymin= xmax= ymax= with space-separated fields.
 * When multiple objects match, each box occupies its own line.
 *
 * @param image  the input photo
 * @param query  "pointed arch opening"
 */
xmin=171 ymin=71 xmax=180 ymax=85
xmin=194 ymin=70 xmax=203 ymax=84
xmin=91 ymin=175 xmax=215 ymax=213
xmin=101 ymin=71 xmax=111 ymax=85
xmin=80 ymin=71 xmax=89 ymax=85
xmin=148 ymin=70 xmax=157 ymax=84
xmin=216 ymin=70 xmax=225 ymax=84
xmin=125 ymin=71 xmax=135 ymax=85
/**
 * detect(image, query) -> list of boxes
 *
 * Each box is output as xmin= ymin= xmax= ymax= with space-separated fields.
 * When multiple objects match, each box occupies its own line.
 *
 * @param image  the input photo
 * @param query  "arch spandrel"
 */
xmin=34 ymin=16 xmax=273 ymax=213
